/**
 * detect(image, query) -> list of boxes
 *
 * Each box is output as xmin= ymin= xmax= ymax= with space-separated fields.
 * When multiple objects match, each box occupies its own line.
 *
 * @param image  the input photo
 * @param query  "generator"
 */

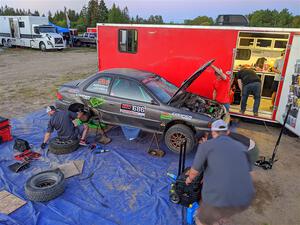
xmin=169 ymin=139 xmax=203 ymax=207
xmin=0 ymin=116 xmax=12 ymax=144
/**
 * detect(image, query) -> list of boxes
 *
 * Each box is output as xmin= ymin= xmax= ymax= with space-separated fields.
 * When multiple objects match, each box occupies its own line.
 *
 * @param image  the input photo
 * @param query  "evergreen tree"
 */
xmin=98 ymin=0 xmax=108 ymax=23
xmin=87 ymin=0 xmax=99 ymax=27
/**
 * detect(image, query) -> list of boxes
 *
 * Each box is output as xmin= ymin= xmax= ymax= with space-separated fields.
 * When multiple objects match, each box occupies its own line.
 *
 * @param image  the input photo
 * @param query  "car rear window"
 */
xmin=86 ymin=76 xmax=111 ymax=94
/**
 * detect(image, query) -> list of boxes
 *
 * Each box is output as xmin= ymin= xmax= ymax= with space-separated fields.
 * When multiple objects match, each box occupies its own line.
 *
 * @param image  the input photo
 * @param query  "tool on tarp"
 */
xmin=89 ymin=143 xmax=110 ymax=154
xmin=14 ymin=150 xmax=41 ymax=161
xmin=255 ymin=104 xmax=292 ymax=170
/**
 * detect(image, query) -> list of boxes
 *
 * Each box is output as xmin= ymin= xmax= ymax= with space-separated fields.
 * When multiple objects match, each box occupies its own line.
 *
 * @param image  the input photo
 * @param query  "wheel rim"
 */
xmin=170 ymin=132 xmax=186 ymax=150
xmin=170 ymin=193 xmax=180 ymax=203
xmin=41 ymin=43 xmax=46 ymax=51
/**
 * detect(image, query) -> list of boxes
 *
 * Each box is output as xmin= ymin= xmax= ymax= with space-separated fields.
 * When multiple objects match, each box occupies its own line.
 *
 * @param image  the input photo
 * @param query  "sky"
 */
xmin=1 ymin=0 xmax=300 ymax=22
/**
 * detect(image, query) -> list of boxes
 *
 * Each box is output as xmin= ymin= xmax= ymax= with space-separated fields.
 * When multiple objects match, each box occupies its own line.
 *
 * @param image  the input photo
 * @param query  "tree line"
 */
xmin=1 ymin=1 xmax=300 ymax=32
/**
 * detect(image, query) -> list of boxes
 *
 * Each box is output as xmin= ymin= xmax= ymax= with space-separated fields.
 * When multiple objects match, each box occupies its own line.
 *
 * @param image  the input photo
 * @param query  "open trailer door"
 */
xmin=276 ymin=34 xmax=300 ymax=136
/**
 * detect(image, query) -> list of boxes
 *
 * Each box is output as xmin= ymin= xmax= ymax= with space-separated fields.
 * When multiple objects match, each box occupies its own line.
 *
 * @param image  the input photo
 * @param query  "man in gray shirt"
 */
xmin=186 ymin=119 xmax=254 ymax=225
xmin=41 ymin=106 xmax=89 ymax=148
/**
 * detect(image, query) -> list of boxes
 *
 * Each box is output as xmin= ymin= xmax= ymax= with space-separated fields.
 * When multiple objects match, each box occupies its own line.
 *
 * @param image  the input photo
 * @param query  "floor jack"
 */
xmin=168 ymin=139 xmax=202 ymax=225
xmin=255 ymin=104 xmax=292 ymax=170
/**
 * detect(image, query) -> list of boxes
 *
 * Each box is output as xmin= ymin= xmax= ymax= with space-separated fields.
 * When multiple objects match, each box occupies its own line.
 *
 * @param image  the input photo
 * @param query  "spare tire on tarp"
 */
xmin=49 ymin=137 xmax=79 ymax=155
xmin=25 ymin=169 xmax=65 ymax=202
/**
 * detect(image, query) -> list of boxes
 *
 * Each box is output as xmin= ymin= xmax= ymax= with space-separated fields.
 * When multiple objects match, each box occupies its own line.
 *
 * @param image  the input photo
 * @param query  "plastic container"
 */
xmin=0 ymin=117 xmax=12 ymax=144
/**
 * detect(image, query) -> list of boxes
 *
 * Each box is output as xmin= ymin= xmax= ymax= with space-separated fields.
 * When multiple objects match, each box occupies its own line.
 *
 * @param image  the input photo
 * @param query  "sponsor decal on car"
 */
xmin=171 ymin=112 xmax=192 ymax=120
xmin=76 ymin=93 xmax=91 ymax=100
xmin=89 ymin=97 xmax=105 ymax=107
xmin=120 ymin=104 xmax=145 ymax=117
xmin=160 ymin=112 xmax=173 ymax=120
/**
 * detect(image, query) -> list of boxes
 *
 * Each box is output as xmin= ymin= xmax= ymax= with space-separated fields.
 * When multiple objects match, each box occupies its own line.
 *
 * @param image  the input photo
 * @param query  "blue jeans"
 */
xmin=241 ymin=82 xmax=261 ymax=114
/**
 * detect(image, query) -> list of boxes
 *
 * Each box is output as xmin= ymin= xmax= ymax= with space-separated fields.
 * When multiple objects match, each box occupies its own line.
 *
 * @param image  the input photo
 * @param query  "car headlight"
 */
xmin=47 ymin=41 xmax=53 ymax=47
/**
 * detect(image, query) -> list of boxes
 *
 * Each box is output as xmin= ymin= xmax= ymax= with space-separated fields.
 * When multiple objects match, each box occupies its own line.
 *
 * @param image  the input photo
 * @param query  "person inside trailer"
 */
xmin=41 ymin=106 xmax=89 ymax=149
xmin=271 ymin=50 xmax=285 ymax=109
xmin=237 ymin=66 xmax=262 ymax=116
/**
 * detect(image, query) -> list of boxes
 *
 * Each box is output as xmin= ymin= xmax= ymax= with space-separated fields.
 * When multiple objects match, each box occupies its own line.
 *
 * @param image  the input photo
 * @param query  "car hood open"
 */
xmin=167 ymin=59 xmax=215 ymax=105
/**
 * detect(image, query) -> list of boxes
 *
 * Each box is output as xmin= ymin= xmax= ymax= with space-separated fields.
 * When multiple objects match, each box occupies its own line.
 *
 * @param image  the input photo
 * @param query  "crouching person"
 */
xmin=186 ymin=119 xmax=254 ymax=225
xmin=41 ymin=106 xmax=89 ymax=149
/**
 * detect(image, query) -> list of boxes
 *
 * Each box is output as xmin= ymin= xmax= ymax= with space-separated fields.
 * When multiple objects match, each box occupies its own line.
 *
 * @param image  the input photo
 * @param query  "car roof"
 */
xmin=98 ymin=68 xmax=156 ymax=81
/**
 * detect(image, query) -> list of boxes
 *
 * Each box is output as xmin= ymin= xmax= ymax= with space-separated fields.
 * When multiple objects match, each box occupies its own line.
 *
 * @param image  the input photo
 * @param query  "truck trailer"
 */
xmin=0 ymin=16 xmax=65 ymax=51
xmin=96 ymin=23 xmax=300 ymax=136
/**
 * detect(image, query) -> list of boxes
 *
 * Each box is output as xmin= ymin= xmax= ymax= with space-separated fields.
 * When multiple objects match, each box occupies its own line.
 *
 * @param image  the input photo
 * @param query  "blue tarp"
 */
xmin=0 ymin=109 xmax=195 ymax=225
xmin=49 ymin=23 xmax=69 ymax=33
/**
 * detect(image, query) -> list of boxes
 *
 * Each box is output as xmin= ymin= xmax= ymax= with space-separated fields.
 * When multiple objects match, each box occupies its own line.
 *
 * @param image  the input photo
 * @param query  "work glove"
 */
xmin=40 ymin=143 xmax=47 ymax=149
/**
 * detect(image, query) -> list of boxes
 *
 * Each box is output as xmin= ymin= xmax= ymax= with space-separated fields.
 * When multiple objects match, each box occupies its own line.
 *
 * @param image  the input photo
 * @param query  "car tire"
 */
xmin=165 ymin=124 xmax=195 ymax=154
xmin=39 ymin=42 xmax=46 ymax=51
xmin=25 ymin=169 xmax=65 ymax=202
xmin=75 ymin=40 xmax=81 ymax=47
xmin=6 ymin=39 xmax=12 ymax=47
xmin=2 ymin=39 xmax=6 ymax=46
xmin=49 ymin=137 xmax=79 ymax=155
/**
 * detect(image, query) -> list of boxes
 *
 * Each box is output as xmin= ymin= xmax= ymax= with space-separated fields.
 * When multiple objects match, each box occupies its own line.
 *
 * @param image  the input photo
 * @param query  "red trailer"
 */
xmin=96 ymin=23 xmax=300 ymax=136
xmin=87 ymin=27 xmax=97 ymax=33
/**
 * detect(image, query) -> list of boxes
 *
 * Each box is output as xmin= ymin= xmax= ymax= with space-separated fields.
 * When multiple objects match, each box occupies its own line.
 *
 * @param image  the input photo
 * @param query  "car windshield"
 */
xmin=39 ymin=27 xmax=57 ymax=33
xmin=143 ymin=76 xmax=178 ymax=103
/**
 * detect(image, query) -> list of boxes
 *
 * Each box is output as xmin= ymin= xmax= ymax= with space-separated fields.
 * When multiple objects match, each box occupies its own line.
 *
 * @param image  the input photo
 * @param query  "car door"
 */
xmin=80 ymin=75 xmax=120 ymax=124
xmin=109 ymin=77 xmax=161 ymax=131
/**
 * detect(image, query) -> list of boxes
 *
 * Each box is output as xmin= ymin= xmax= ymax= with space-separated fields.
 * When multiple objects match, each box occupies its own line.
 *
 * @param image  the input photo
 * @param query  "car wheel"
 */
xmin=25 ymin=169 xmax=65 ymax=202
xmin=39 ymin=42 xmax=46 ymax=51
xmin=6 ymin=39 xmax=12 ymax=47
xmin=165 ymin=124 xmax=195 ymax=154
xmin=49 ymin=137 xmax=79 ymax=155
xmin=170 ymin=192 xmax=180 ymax=204
xmin=75 ymin=40 xmax=81 ymax=47
xmin=2 ymin=39 xmax=6 ymax=46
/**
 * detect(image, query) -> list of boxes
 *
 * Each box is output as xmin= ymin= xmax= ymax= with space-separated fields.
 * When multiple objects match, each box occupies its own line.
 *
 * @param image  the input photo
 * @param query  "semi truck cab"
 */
xmin=32 ymin=25 xmax=65 ymax=51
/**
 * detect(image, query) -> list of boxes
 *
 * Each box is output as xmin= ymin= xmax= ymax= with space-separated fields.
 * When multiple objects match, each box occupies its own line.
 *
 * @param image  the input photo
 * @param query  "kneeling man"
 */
xmin=41 ymin=106 xmax=89 ymax=149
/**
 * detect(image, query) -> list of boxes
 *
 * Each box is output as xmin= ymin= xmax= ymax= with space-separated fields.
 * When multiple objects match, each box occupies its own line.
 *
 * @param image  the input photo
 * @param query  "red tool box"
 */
xmin=0 ymin=116 xmax=13 ymax=144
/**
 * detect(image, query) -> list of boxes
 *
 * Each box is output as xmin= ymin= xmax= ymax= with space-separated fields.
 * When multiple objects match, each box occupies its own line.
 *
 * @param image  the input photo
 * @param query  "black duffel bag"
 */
xmin=13 ymin=138 xmax=31 ymax=152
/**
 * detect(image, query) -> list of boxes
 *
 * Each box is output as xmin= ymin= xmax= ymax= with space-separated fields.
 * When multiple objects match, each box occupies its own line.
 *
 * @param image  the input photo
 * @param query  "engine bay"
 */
xmin=170 ymin=92 xmax=226 ymax=118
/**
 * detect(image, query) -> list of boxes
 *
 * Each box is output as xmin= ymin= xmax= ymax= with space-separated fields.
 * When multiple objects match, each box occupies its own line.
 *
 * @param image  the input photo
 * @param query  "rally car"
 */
xmin=55 ymin=60 xmax=229 ymax=153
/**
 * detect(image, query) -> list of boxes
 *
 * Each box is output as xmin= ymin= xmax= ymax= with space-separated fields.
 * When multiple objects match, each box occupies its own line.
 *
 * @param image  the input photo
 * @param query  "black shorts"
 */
xmin=271 ymin=80 xmax=279 ymax=92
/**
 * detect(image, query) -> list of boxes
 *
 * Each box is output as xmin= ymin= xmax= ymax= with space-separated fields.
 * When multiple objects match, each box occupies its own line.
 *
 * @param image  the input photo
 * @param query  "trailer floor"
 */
xmin=1 ymin=47 xmax=300 ymax=225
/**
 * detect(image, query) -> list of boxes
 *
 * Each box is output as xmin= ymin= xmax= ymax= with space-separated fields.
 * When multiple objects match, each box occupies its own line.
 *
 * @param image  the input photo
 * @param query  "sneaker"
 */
xmin=79 ymin=139 xmax=88 ymax=146
xmin=239 ymin=110 xmax=245 ymax=114
xmin=254 ymin=112 xmax=259 ymax=117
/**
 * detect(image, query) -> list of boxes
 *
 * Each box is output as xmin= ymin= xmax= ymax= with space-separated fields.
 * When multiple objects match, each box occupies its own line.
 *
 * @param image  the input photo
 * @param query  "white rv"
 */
xmin=0 ymin=16 xmax=65 ymax=51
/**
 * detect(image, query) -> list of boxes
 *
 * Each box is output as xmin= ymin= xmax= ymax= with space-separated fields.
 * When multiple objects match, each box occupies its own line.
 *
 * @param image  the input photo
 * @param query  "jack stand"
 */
xmin=147 ymin=133 xmax=165 ymax=157
xmin=255 ymin=104 xmax=292 ymax=170
xmin=95 ymin=112 xmax=111 ymax=145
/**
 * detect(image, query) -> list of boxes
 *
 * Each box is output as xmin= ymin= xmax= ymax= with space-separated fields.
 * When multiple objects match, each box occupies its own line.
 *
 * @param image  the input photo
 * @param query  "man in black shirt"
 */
xmin=237 ymin=67 xmax=261 ymax=116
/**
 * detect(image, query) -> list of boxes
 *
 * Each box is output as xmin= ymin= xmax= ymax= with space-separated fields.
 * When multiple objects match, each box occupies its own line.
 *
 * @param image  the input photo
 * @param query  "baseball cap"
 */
xmin=46 ymin=105 xmax=56 ymax=113
xmin=211 ymin=119 xmax=228 ymax=131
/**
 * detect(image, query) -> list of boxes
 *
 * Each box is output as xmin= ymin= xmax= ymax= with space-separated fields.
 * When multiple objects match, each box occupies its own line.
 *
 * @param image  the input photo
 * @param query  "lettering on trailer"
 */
xmin=171 ymin=112 xmax=192 ymax=120
xmin=120 ymin=104 xmax=145 ymax=117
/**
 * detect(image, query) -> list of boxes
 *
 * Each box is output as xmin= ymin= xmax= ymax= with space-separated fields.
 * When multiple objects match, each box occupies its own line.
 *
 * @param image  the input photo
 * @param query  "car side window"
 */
xmin=86 ymin=76 xmax=112 ymax=94
xmin=111 ymin=78 xmax=153 ymax=103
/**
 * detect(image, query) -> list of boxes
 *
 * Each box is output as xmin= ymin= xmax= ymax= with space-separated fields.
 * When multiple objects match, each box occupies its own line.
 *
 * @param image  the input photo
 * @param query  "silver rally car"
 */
xmin=55 ymin=60 xmax=229 ymax=153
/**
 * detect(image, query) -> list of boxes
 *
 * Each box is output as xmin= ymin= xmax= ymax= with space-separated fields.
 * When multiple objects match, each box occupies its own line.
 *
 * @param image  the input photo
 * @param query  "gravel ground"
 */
xmin=0 ymin=47 xmax=300 ymax=225
xmin=0 ymin=47 xmax=97 ymax=118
